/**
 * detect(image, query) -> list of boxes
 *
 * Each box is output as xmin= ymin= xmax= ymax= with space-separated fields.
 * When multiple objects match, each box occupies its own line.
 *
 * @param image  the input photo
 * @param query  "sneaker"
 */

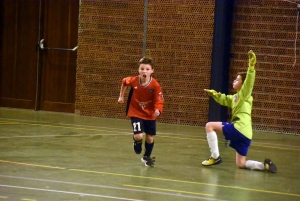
xmin=202 ymin=156 xmax=222 ymax=166
xmin=264 ymin=159 xmax=277 ymax=173
xmin=133 ymin=140 xmax=142 ymax=154
xmin=141 ymin=156 xmax=155 ymax=167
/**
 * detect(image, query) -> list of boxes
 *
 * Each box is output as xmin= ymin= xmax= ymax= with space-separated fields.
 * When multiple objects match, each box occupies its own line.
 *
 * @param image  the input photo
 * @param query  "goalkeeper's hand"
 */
xmin=204 ymin=89 xmax=220 ymax=98
xmin=248 ymin=50 xmax=256 ymax=70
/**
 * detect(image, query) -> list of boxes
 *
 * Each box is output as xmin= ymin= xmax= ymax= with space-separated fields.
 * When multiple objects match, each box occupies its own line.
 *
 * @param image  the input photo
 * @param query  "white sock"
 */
xmin=207 ymin=131 xmax=219 ymax=159
xmin=246 ymin=160 xmax=264 ymax=170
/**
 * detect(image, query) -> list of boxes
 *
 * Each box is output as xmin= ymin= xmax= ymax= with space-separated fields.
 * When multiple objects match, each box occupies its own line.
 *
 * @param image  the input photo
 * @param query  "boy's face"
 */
xmin=138 ymin=63 xmax=153 ymax=79
xmin=233 ymin=75 xmax=243 ymax=91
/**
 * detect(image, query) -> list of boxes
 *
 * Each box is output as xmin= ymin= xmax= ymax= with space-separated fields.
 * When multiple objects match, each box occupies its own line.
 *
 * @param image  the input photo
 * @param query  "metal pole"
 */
xmin=35 ymin=0 xmax=42 ymax=111
xmin=142 ymin=0 xmax=149 ymax=57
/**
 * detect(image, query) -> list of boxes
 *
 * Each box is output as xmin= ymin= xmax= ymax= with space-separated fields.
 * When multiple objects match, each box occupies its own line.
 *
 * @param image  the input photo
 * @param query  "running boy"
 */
xmin=118 ymin=57 xmax=164 ymax=167
xmin=202 ymin=50 xmax=277 ymax=173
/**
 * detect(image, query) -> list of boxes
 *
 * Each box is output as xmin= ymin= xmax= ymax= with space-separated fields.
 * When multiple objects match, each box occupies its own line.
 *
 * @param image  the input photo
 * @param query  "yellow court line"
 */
xmin=0 ymin=159 xmax=300 ymax=198
xmin=21 ymin=199 xmax=36 ymax=201
xmin=123 ymin=184 xmax=212 ymax=197
xmin=0 ymin=160 xmax=65 ymax=170
xmin=159 ymin=135 xmax=300 ymax=151
xmin=0 ymin=122 xmax=22 ymax=125
xmin=67 ymin=169 xmax=299 ymax=198
xmin=0 ymin=121 xmax=128 ymax=135
xmin=251 ymin=144 xmax=300 ymax=151
xmin=0 ymin=196 xmax=8 ymax=198
xmin=0 ymin=121 xmax=17 ymax=123
xmin=159 ymin=135 xmax=208 ymax=142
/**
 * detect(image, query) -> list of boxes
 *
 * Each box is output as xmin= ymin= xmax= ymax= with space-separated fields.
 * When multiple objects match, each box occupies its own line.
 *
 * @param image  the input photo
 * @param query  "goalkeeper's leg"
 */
xmin=202 ymin=122 xmax=223 ymax=166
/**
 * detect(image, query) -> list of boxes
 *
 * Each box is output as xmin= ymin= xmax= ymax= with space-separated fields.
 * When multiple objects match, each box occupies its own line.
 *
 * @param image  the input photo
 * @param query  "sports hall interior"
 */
xmin=0 ymin=0 xmax=299 ymax=201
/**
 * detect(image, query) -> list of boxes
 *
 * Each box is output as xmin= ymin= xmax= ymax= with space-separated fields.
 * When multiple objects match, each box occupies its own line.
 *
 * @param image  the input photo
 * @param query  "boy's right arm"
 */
xmin=204 ymin=89 xmax=220 ymax=98
xmin=204 ymin=89 xmax=233 ymax=107
xmin=118 ymin=81 xmax=128 ymax=104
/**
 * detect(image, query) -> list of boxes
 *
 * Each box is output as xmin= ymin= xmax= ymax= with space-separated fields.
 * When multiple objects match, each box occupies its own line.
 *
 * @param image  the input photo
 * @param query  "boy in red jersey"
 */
xmin=118 ymin=57 xmax=164 ymax=167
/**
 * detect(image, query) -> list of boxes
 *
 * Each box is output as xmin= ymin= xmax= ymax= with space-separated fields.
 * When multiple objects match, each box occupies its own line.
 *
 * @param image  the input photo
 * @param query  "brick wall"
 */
xmin=76 ymin=0 xmax=215 ymax=127
xmin=76 ymin=0 xmax=299 ymax=134
xmin=76 ymin=0 xmax=145 ymax=119
xmin=231 ymin=0 xmax=300 ymax=134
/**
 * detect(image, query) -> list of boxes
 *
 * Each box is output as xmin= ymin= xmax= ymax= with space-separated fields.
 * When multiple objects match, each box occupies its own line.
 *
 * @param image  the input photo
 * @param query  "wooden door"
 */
xmin=38 ymin=0 xmax=79 ymax=112
xmin=0 ymin=0 xmax=79 ymax=113
xmin=0 ymin=0 xmax=39 ymax=109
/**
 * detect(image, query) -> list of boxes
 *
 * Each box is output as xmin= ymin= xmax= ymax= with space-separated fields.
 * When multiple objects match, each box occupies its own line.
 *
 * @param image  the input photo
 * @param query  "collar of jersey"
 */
xmin=139 ymin=76 xmax=152 ymax=87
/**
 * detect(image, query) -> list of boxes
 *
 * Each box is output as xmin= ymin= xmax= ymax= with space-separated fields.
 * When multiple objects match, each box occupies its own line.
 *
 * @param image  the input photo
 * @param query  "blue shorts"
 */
xmin=222 ymin=122 xmax=251 ymax=156
xmin=131 ymin=117 xmax=156 ymax=135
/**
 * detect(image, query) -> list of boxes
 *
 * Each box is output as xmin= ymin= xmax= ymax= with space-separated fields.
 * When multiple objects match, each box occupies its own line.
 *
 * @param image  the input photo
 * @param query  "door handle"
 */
xmin=39 ymin=39 xmax=78 ymax=51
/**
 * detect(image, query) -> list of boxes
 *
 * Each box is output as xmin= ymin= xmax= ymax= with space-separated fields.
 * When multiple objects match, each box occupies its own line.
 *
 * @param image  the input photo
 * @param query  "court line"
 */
xmin=69 ymin=168 xmax=300 ymax=198
xmin=1 ymin=131 xmax=298 ymax=151
xmin=0 ymin=117 xmax=199 ymax=137
xmin=0 ymin=175 xmax=224 ymax=201
xmin=159 ymin=135 xmax=300 ymax=151
xmin=0 ymin=184 xmax=145 ymax=201
xmin=0 ymin=122 xmax=20 ymax=125
xmin=0 ymin=121 xmax=128 ymax=134
xmin=0 ymin=118 xmax=193 ymax=136
xmin=0 ymin=119 xmax=194 ymax=137
xmin=0 ymin=119 xmax=299 ymax=151
xmin=0 ymin=118 xmax=130 ymax=132
xmin=0 ymin=160 xmax=299 ymax=198
xmin=0 ymin=134 xmax=131 ymax=139
xmin=0 ymin=160 xmax=65 ymax=170
xmin=123 ymin=184 xmax=212 ymax=196
xmin=1 ymin=119 xmax=299 ymax=149
xmin=249 ymin=144 xmax=300 ymax=151
xmin=0 ymin=130 xmax=299 ymax=152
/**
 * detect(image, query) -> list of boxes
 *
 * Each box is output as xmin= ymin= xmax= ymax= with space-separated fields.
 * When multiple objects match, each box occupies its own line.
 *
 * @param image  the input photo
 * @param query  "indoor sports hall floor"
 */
xmin=0 ymin=107 xmax=299 ymax=201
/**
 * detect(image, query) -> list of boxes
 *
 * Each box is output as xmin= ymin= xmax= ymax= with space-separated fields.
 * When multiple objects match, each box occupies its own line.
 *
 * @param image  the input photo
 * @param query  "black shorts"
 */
xmin=131 ymin=117 xmax=156 ymax=135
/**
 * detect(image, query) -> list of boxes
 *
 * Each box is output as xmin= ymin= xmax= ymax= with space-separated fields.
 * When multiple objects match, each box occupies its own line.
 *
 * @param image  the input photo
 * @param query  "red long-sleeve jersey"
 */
xmin=122 ymin=76 xmax=164 ymax=120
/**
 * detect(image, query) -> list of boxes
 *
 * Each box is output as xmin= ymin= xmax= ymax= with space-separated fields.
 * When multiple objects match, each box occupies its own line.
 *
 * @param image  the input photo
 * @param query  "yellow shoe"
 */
xmin=202 ymin=156 xmax=222 ymax=166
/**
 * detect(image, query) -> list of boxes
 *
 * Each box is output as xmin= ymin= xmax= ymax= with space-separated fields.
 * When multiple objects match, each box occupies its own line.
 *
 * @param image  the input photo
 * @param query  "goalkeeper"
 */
xmin=202 ymin=50 xmax=277 ymax=173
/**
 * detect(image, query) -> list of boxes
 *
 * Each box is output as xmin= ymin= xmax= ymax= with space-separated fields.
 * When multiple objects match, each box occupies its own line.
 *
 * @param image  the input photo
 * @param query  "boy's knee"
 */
xmin=205 ymin=122 xmax=214 ymax=132
xmin=205 ymin=122 xmax=210 ymax=128
xmin=145 ymin=134 xmax=154 ymax=143
xmin=133 ymin=134 xmax=143 ymax=141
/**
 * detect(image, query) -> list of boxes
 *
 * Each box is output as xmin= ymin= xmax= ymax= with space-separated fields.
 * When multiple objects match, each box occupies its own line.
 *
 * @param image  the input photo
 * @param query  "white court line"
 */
xmin=0 ymin=117 xmax=202 ymax=137
xmin=0 ymin=133 xmax=202 ymax=139
xmin=0 ymin=184 xmax=145 ymax=201
xmin=0 ymin=117 xmax=194 ymax=136
xmin=0 ymin=133 xmax=131 ymax=139
xmin=0 ymin=175 xmax=227 ymax=201
xmin=0 ymin=117 xmax=299 ymax=149
xmin=0 ymin=117 xmax=130 ymax=132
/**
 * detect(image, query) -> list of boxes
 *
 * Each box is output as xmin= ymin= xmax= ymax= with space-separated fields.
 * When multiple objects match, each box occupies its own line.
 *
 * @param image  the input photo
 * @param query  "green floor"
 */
xmin=0 ymin=107 xmax=299 ymax=201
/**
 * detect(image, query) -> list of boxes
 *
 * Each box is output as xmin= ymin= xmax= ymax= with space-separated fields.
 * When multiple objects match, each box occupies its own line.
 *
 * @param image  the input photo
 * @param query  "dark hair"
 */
xmin=237 ymin=72 xmax=247 ymax=83
xmin=139 ymin=57 xmax=154 ymax=68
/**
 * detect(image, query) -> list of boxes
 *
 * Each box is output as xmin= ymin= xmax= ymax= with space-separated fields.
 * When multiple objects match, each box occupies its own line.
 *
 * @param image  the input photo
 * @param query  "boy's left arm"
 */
xmin=154 ymin=85 xmax=164 ymax=117
xmin=240 ymin=50 xmax=256 ymax=99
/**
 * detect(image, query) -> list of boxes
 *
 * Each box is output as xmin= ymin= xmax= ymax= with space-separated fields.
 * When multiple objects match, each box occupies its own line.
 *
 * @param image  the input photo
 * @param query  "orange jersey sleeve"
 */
xmin=122 ymin=76 xmax=164 ymax=120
